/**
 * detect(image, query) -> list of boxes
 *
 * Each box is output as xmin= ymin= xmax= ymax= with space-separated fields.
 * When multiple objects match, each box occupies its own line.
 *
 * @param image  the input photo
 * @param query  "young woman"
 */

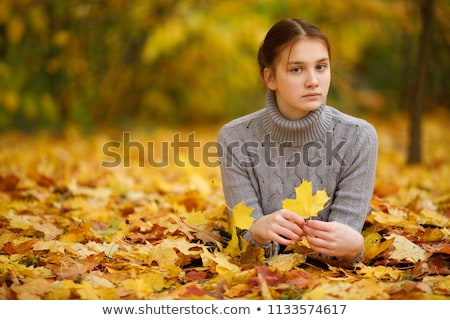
xmin=217 ymin=18 xmax=378 ymax=264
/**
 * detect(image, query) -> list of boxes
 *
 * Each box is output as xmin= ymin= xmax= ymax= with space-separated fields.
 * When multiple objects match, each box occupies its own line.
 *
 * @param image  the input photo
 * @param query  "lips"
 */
xmin=302 ymin=93 xmax=321 ymax=99
xmin=303 ymin=92 xmax=321 ymax=97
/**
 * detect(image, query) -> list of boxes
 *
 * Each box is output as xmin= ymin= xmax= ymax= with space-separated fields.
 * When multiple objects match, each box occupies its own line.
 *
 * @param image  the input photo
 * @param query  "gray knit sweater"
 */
xmin=218 ymin=90 xmax=378 ymax=260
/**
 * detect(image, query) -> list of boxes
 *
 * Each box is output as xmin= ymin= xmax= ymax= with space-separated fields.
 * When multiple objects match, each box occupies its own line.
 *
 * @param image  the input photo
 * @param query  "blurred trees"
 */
xmin=0 ymin=0 xmax=448 ymax=132
xmin=407 ymin=0 xmax=435 ymax=164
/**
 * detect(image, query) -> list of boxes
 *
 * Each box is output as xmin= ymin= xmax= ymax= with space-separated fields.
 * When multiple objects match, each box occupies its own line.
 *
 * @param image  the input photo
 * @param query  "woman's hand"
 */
xmin=250 ymin=209 xmax=305 ymax=246
xmin=302 ymin=220 xmax=363 ymax=262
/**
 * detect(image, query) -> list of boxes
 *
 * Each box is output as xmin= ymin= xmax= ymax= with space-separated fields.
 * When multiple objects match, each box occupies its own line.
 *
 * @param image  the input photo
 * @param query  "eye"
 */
xmin=291 ymin=66 xmax=303 ymax=73
xmin=316 ymin=64 xmax=328 ymax=71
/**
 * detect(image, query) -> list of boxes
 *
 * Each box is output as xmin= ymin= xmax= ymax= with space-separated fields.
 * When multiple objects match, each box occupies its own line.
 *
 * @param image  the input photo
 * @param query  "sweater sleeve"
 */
xmin=217 ymin=124 xmax=280 ymax=256
xmin=325 ymin=121 xmax=377 ymax=264
xmin=217 ymin=124 xmax=263 ymax=218
xmin=328 ymin=121 xmax=378 ymax=233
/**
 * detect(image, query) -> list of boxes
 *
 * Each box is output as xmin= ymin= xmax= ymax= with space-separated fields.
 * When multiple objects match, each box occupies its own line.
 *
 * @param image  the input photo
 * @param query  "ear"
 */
xmin=263 ymin=67 xmax=277 ymax=90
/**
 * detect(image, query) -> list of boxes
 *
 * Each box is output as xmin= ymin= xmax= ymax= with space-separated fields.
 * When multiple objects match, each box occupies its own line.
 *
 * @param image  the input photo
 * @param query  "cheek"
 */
xmin=320 ymin=73 xmax=331 ymax=87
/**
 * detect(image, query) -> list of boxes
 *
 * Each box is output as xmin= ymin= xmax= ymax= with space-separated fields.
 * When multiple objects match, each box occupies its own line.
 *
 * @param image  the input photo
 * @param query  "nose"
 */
xmin=305 ymin=72 xmax=319 ymax=88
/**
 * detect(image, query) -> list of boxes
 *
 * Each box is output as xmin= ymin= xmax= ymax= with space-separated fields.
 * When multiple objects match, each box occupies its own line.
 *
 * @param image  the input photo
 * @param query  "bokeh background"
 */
xmin=0 ymin=1 xmax=449 ymax=301
xmin=0 ymin=0 xmax=448 ymax=157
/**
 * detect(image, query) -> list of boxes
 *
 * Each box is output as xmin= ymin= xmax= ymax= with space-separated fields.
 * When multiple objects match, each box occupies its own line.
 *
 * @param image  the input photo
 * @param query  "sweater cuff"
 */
xmin=241 ymin=230 xmax=279 ymax=258
xmin=347 ymin=248 xmax=364 ymax=264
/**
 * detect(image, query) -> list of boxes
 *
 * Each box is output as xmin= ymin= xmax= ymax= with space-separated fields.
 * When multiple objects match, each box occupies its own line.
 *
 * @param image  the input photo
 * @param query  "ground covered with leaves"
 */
xmin=0 ymin=111 xmax=449 ymax=300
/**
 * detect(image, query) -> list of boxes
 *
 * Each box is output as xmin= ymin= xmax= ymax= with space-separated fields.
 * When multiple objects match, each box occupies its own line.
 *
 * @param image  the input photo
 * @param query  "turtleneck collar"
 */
xmin=262 ymin=90 xmax=331 ymax=146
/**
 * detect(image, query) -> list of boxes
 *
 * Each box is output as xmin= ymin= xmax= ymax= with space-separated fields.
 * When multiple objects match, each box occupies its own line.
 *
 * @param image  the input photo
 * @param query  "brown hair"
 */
xmin=257 ymin=18 xmax=331 ymax=78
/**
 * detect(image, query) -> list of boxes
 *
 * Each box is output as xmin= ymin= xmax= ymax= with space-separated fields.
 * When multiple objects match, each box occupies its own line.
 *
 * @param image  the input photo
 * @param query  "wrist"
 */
xmin=341 ymin=238 xmax=364 ymax=263
xmin=249 ymin=221 xmax=272 ymax=245
xmin=343 ymin=247 xmax=364 ymax=264
xmin=342 ymin=249 xmax=361 ymax=261
xmin=249 ymin=226 xmax=270 ymax=246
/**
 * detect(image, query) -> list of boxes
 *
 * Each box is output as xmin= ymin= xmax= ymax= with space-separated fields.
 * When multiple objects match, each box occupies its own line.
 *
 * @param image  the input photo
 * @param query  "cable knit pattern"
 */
xmin=217 ymin=90 xmax=378 ymax=262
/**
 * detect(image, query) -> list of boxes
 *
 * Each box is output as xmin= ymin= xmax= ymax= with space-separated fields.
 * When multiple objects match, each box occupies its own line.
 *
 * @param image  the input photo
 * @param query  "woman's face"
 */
xmin=264 ymin=38 xmax=331 ymax=120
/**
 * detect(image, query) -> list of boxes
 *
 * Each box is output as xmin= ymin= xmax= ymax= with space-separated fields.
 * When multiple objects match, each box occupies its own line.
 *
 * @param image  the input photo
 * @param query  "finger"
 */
xmin=306 ymin=235 xmax=336 ymax=255
xmin=273 ymin=214 xmax=305 ymax=237
xmin=280 ymin=221 xmax=305 ymax=237
xmin=305 ymin=219 xmax=330 ymax=231
xmin=309 ymin=245 xmax=335 ymax=257
xmin=273 ymin=225 xmax=303 ymax=242
xmin=303 ymin=224 xmax=330 ymax=240
xmin=281 ymin=210 xmax=305 ymax=226
xmin=270 ymin=232 xmax=295 ymax=246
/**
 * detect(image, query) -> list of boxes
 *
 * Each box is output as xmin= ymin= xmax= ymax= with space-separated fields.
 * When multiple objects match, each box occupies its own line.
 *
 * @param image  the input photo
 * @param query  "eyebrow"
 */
xmin=288 ymin=58 xmax=329 ymax=65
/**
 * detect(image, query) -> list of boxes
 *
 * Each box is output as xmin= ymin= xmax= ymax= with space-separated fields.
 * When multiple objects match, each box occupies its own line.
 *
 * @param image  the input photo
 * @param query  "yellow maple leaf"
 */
xmin=224 ymin=229 xmax=242 ymax=257
xmin=201 ymin=249 xmax=241 ymax=274
xmin=186 ymin=210 xmax=210 ymax=225
xmin=121 ymin=273 xmax=166 ymax=298
xmin=224 ymin=202 xmax=254 ymax=256
xmin=282 ymin=180 xmax=329 ymax=219
xmin=266 ymin=253 xmax=306 ymax=271
xmin=358 ymin=265 xmax=403 ymax=280
xmin=230 ymin=201 xmax=255 ymax=230
xmin=362 ymin=231 xmax=395 ymax=262
xmin=149 ymin=238 xmax=203 ymax=267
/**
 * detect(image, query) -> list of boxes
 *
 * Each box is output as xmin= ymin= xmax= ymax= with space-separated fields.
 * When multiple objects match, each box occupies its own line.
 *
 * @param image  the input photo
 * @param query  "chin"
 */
xmin=304 ymin=103 xmax=322 ymax=111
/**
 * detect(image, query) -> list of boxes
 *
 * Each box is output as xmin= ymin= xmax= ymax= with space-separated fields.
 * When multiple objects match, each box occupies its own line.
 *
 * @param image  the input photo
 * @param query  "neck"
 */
xmin=262 ymin=90 xmax=331 ymax=146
